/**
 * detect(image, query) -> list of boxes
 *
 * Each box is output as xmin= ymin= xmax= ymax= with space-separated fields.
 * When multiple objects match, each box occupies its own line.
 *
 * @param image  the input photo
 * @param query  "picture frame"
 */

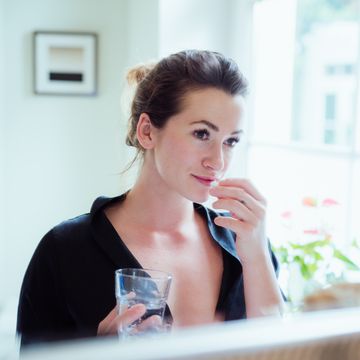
xmin=33 ymin=31 xmax=98 ymax=96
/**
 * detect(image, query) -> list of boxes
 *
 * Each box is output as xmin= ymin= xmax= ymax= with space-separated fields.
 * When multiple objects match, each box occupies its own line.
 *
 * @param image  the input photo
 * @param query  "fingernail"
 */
xmin=152 ymin=315 xmax=162 ymax=325
xmin=131 ymin=303 xmax=146 ymax=313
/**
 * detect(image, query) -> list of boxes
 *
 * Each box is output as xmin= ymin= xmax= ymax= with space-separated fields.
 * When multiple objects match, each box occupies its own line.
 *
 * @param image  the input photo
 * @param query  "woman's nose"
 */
xmin=202 ymin=144 xmax=225 ymax=171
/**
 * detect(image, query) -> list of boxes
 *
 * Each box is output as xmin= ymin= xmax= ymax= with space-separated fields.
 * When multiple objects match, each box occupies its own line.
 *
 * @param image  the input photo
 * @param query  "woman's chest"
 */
xmin=105 ymin=207 xmax=225 ymax=326
xmin=129 ymin=233 xmax=224 ymax=327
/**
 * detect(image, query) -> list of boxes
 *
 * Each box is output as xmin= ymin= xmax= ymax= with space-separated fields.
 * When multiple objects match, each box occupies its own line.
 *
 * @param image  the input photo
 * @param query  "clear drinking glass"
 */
xmin=115 ymin=268 xmax=172 ymax=338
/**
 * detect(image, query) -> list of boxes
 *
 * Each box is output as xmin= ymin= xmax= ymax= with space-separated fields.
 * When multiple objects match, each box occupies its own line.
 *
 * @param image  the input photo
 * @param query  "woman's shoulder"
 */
xmin=39 ymin=195 xmax=123 ymax=251
xmin=53 ymin=195 xmax=125 ymax=236
xmin=51 ymin=213 xmax=91 ymax=240
xmin=33 ymin=214 xmax=91 ymax=262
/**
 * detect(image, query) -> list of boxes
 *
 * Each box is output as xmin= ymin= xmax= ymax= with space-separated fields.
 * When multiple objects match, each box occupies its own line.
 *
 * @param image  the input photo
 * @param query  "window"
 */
xmin=325 ymin=93 xmax=336 ymax=121
xmin=324 ymin=93 xmax=336 ymax=144
xmin=245 ymin=0 xmax=360 ymax=251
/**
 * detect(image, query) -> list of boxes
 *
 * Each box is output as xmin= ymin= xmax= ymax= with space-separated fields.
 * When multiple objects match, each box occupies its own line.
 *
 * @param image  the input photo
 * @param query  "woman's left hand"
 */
xmin=209 ymin=178 xmax=268 ymax=263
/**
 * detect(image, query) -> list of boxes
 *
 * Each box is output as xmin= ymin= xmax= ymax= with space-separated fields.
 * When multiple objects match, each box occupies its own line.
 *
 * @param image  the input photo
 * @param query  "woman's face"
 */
xmin=150 ymin=87 xmax=246 ymax=203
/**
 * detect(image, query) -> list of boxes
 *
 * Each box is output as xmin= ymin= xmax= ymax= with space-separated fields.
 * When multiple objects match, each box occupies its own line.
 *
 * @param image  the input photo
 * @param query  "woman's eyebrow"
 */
xmin=190 ymin=120 xmax=243 ymax=135
xmin=190 ymin=120 xmax=219 ymax=131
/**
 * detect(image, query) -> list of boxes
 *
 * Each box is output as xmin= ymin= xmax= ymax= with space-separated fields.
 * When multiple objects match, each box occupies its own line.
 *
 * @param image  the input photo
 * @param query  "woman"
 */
xmin=17 ymin=50 xmax=284 ymax=346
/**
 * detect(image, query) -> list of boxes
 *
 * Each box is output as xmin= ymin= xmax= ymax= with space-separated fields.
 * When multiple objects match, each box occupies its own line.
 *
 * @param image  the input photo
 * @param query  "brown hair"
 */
xmin=125 ymin=49 xmax=248 ymax=162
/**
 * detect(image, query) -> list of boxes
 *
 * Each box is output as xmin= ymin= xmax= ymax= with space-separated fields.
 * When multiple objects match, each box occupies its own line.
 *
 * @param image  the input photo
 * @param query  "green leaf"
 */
xmin=300 ymin=261 xmax=313 ymax=280
xmin=351 ymin=238 xmax=360 ymax=249
xmin=307 ymin=263 xmax=318 ymax=275
xmin=333 ymin=249 xmax=360 ymax=271
xmin=313 ymin=252 xmax=324 ymax=261
xmin=290 ymin=239 xmax=330 ymax=251
xmin=273 ymin=246 xmax=290 ymax=264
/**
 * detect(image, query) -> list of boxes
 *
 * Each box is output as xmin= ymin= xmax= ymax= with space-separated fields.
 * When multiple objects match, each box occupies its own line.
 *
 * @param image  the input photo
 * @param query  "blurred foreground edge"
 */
xmin=21 ymin=307 xmax=360 ymax=360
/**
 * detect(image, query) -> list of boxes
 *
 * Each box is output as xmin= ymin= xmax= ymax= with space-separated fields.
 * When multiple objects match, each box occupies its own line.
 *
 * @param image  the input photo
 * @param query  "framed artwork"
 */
xmin=33 ymin=31 xmax=98 ymax=96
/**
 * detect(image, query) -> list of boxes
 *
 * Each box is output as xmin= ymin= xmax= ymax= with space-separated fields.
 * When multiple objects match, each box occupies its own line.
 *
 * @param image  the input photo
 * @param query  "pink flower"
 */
xmin=321 ymin=198 xmax=339 ymax=207
xmin=303 ymin=229 xmax=320 ymax=235
xmin=302 ymin=197 xmax=317 ymax=207
xmin=281 ymin=211 xmax=292 ymax=219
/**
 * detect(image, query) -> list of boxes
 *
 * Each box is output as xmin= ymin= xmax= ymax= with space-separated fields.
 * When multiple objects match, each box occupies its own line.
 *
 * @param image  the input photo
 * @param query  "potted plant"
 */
xmin=272 ymin=196 xmax=360 ymax=305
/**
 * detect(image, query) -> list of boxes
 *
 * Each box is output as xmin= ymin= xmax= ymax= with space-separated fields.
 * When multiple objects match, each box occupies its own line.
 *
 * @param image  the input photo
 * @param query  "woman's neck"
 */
xmin=123 ymin=165 xmax=196 ymax=232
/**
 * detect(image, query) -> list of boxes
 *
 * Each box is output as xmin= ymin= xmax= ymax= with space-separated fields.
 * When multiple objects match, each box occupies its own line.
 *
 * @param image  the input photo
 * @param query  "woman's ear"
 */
xmin=136 ymin=113 xmax=156 ymax=149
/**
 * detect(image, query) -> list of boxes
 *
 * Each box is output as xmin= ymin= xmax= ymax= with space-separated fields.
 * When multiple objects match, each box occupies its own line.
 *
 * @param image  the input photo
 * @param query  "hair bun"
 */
xmin=126 ymin=63 xmax=156 ymax=85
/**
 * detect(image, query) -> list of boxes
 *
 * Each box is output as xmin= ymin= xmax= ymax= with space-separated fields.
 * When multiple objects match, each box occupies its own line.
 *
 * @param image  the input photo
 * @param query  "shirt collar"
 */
xmin=90 ymin=194 xmax=124 ymax=214
xmin=90 ymin=195 xmax=240 ymax=262
xmin=193 ymin=203 xmax=240 ymax=261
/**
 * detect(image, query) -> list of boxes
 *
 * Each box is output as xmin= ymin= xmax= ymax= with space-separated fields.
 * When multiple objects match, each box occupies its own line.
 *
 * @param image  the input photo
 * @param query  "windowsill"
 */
xmin=0 ymin=296 xmax=19 ymax=357
xmin=247 ymin=140 xmax=360 ymax=158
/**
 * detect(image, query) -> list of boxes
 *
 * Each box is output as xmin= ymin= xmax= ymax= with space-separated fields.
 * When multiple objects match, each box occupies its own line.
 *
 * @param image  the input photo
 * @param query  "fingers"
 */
xmin=97 ymin=306 xmax=117 ymax=335
xmin=136 ymin=315 xmax=162 ymax=332
xmin=217 ymin=178 xmax=266 ymax=204
xmin=209 ymin=178 xmax=266 ymax=236
xmin=117 ymin=304 xmax=146 ymax=331
xmin=212 ymin=198 xmax=256 ymax=223
xmin=209 ymin=180 xmax=266 ymax=221
xmin=214 ymin=214 xmax=250 ymax=233
xmin=210 ymin=185 xmax=253 ymax=206
xmin=97 ymin=303 xmax=146 ymax=335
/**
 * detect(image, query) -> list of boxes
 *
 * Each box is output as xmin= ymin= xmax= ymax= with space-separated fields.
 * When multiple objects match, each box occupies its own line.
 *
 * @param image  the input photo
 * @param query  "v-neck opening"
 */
xmin=98 ymin=210 xmax=174 ymax=323
xmin=91 ymin=195 xmax=240 ymax=325
xmin=100 ymin=210 xmax=143 ymax=268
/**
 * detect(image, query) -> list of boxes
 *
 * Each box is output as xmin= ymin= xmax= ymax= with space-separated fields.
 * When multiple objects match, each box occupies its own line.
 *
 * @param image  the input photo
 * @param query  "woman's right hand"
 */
xmin=97 ymin=304 xmax=163 ymax=336
xmin=97 ymin=304 xmax=146 ymax=335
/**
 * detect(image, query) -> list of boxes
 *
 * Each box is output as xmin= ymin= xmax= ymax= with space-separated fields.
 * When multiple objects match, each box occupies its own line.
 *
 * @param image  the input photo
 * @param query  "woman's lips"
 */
xmin=192 ymin=175 xmax=217 ymax=187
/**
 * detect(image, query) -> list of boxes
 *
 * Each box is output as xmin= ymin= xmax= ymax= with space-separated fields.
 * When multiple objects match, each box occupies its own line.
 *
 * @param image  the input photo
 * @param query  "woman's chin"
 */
xmin=187 ymin=192 xmax=210 ymax=204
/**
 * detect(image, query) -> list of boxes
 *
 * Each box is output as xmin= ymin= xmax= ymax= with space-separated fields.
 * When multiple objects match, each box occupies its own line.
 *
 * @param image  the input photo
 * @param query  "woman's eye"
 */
xmin=193 ymin=129 xmax=210 ymax=141
xmin=225 ymin=137 xmax=240 ymax=148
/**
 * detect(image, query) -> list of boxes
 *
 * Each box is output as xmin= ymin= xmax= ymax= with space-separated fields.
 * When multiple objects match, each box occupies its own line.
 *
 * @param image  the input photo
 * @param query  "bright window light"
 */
xmin=246 ymin=0 xmax=360 ymax=252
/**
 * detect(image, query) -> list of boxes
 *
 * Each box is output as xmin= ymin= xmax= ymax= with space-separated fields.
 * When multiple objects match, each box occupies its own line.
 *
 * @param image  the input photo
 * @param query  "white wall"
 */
xmin=158 ymin=0 xmax=232 ymax=56
xmin=0 ymin=0 xmax=5 ymax=303
xmin=126 ymin=0 xmax=160 ymax=65
xmin=158 ymin=0 xmax=252 ymax=77
xmin=0 ymin=0 xmax=161 ymax=302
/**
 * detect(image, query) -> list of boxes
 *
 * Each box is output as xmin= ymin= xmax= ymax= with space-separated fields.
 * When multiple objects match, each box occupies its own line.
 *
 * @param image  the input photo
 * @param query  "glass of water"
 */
xmin=115 ymin=268 xmax=172 ymax=338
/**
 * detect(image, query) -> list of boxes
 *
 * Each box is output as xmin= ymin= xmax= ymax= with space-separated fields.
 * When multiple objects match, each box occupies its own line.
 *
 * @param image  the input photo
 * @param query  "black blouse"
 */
xmin=17 ymin=194 xmax=279 ymax=347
